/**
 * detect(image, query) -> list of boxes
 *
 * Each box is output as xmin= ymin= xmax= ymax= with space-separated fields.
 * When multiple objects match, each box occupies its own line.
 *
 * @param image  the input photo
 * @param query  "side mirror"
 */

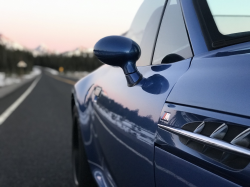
xmin=94 ymin=36 xmax=142 ymax=87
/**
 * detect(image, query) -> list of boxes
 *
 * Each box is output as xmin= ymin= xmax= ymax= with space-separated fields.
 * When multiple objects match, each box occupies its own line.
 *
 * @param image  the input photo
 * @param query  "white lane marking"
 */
xmin=0 ymin=76 xmax=41 ymax=125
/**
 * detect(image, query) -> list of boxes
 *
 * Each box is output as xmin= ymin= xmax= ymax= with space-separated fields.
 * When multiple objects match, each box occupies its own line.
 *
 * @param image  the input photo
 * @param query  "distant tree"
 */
xmin=0 ymin=45 xmax=33 ymax=75
xmin=0 ymin=44 xmax=102 ymax=75
xmin=34 ymin=54 xmax=102 ymax=72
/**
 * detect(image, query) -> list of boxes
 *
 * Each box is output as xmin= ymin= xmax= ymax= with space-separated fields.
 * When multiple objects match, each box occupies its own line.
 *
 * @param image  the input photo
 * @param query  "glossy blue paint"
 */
xmin=159 ymin=103 xmax=250 ymax=128
xmin=155 ymin=147 xmax=239 ymax=187
xmin=72 ymin=1 xmax=250 ymax=186
xmin=94 ymin=36 xmax=141 ymax=74
xmin=94 ymin=36 xmax=142 ymax=87
xmin=125 ymin=71 xmax=142 ymax=87
xmin=73 ymin=59 xmax=191 ymax=187
xmin=167 ymin=42 xmax=250 ymax=118
xmin=156 ymin=103 xmax=250 ymax=186
xmin=180 ymin=0 xmax=208 ymax=55
xmin=139 ymin=74 xmax=169 ymax=95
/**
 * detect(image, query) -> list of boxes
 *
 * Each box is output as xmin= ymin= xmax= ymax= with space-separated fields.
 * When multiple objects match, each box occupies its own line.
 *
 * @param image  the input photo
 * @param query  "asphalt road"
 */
xmin=0 ymin=71 xmax=78 ymax=187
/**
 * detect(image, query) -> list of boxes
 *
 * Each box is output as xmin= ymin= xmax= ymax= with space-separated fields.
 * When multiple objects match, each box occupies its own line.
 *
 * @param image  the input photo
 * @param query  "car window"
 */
xmin=207 ymin=0 xmax=250 ymax=36
xmin=152 ymin=0 xmax=193 ymax=65
xmin=125 ymin=0 xmax=166 ymax=66
xmin=194 ymin=0 xmax=250 ymax=49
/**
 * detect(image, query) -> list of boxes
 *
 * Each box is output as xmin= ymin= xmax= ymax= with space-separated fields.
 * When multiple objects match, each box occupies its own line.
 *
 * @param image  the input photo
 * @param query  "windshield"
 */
xmin=207 ymin=0 xmax=250 ymax=36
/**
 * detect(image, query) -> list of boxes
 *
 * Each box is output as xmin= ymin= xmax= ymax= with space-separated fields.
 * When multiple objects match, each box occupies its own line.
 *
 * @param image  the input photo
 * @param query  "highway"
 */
xmin=0 ymin=70 xmax=78 ymax=187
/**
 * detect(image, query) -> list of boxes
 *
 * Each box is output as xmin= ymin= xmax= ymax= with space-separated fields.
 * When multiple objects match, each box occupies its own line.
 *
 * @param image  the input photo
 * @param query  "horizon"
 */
xmin=0 ymin=0 xmax=144 ymax=52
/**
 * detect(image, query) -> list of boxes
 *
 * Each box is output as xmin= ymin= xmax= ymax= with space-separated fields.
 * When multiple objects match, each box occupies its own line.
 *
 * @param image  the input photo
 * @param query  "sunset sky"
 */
xmin=0 ymin=0 xmax=143 ymax=52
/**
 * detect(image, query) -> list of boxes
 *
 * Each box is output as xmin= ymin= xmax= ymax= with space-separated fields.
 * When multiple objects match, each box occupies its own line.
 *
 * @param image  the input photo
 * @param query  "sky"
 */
xmin=207 ymin=0 xmax=250 ymax=35
xmin=0 ymin=0 xmax=143 ymax=52
xmin=207 ymin=0 xmax=250 ymax=16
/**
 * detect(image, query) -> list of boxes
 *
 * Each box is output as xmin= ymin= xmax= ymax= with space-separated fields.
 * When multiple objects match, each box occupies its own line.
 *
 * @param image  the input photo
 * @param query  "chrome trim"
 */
xmin=231 ymin=128 xmax=250 ymax=148
xmin=158 ymin=124 xmax=250 ymax=157
xmin=193 ymin=121 xmax=205 ymax=134
xmin=210 ymin=123 xmax=228 ymax=140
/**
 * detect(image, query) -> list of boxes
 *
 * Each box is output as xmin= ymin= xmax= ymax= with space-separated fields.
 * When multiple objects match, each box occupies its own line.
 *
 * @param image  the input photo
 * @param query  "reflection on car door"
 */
xmin=92 ymin=60 xmax=191 ymax=187
xmin=90 ymin=0 xmax=194 ymax=186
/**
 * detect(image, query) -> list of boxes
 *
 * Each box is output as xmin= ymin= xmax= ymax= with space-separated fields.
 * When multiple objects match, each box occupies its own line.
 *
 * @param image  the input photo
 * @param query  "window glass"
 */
xmin=207 ymin=0 xmax=250 ymax=35
xmin=152 ymin=0 xmax=192 ymax=65
xmin=125 ymin=0 xmax=166 ymax=66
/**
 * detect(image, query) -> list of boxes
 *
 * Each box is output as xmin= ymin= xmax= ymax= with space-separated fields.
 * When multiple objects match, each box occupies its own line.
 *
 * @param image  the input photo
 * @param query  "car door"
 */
xmin=154 ymin=0 xmax=250 ymax=186
xmin=89 ymin=0 xmax=194 ymax=186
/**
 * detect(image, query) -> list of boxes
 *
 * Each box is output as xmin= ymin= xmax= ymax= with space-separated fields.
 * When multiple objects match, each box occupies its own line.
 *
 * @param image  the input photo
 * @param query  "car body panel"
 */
xmin=73 ymin=58 xmax=191 ymax=187
xmin=156 ymin=103 xmax=250 ymax=186
xmin=155 ymin=147 xmax=239 ymax=187
xmin=167 ymin=41 xmax=250 ymax=118
xmin=72 ymin=0 xmax=250 ymax=186
xmin=180 ymin=0 xmax=208 ymax=55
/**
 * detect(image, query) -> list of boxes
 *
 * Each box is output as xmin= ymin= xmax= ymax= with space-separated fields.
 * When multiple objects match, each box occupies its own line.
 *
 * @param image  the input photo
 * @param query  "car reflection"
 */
xmin=92 ymin=88 xmax=155 ymax=146
xmin=151 ymin=64 xmax=171 ymax=72
xmin=95 ymin=103 xmax=154 ymax=145
xmin=138 ymin=74 xmax=169 ymax=95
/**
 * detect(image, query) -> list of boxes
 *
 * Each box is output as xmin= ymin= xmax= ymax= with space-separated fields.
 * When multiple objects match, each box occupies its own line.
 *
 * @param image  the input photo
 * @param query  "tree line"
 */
xmin=0 ymin=45 xmax=33 ymax=75
xmin=97 ymin=93 xmax=155 ymax=132
xmin=34 ymin=54 xmax=102 ymax=72
xmin=0 ymin=45 xmax=103 ymax=75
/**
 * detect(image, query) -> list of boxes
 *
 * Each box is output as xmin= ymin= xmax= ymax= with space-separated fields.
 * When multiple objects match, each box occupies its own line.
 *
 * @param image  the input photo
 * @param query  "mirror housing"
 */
xmin=94 ymin=36 xmax=142 ymax=87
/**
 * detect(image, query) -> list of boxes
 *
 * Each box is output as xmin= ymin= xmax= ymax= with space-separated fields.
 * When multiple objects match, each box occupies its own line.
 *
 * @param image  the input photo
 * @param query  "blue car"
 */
xmin=71 ymin=0 xmax=250 ymax=186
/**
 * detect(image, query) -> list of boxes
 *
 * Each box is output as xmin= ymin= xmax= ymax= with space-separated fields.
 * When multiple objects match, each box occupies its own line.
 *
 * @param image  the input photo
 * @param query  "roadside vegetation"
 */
xmin=34 ymin=54 xmax=102 ymax=72
xmin=0 ymin=45 xmax=33 ymax=75
xmin=0 ymin=45 xmax=102 ymax=76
